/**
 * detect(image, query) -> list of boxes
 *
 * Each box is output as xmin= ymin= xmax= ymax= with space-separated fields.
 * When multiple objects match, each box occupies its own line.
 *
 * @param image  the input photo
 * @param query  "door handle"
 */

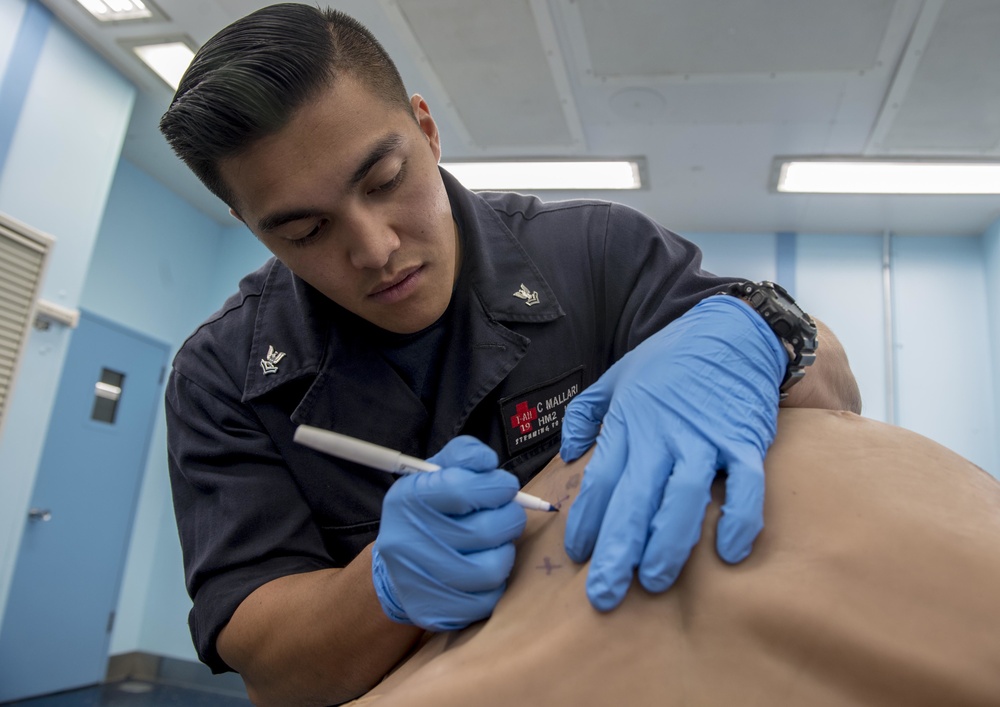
xmin=28 ymin=508 xmax=52 ymax=522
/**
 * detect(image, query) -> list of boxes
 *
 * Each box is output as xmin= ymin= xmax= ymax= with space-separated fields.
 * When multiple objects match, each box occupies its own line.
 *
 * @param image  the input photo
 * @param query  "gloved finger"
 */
xmin=452 ymin=543 xmax=518 ymax=592
xmin=427 ymin=503 xmax=527 ymax=552
xmin=385 ymin=537 xmax=510 ymax=631
xmin=637 ymin=436 xmax=717 ymax=593
xmin=415 ymin=583 xmax=508 ymax=632
xmin=559 ymin=370 xmax=618 ymax=462
xmin=564 ymin=405 xmax=629 ymax=563
xmin=716 ymin=453 xmax=765 ymax=564
xmin=407 ymin=467 xmax=520 ymax=515
xmin=381 ymin=524 xmax=517 ymax=594
xmin=427 ymin=435 xmax=499 ymax=471
xmin=584 ymin=429 xmax=673 ymax=611
xmin=401 ymin=541 xmax=517 ymax=594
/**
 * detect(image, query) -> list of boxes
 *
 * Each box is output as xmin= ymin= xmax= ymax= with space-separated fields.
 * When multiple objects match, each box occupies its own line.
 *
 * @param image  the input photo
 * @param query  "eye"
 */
xmin=289 ymin=220 xmax=326 ymax=248
xmin=368 ymin=162 xmax=407 ymax=195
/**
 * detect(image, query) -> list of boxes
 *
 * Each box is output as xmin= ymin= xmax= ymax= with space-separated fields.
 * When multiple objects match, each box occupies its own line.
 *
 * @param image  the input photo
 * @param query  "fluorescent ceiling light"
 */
xmin=132 ymin=41 xmax=195 ymax=90
xmin=440 ymin=160 xmax=643 ymax=191
xmin=74 ymin=0 xmax=152 ymax=21
xmin=775 ymin=158 xmax=1000 ymax=195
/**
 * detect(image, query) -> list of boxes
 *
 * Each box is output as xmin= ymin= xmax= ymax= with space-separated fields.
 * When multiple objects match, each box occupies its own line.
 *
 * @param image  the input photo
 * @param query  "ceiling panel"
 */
xmin=28 ymin=0 xmax=1000 ymax=234
xmin=881 ymin=0 xmax=1000 ymax=153
xmin=386 ymin=0 xmax=582 ymax=150
xmin=574 ymin=0 xmax=897 ymax=77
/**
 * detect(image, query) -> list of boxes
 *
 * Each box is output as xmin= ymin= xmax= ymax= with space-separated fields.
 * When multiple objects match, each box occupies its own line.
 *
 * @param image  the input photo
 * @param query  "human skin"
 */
xmin=221 ymin=74 xmax=459 ymax=336
xmin=351 ymin=409 xmax=1000 ymax=707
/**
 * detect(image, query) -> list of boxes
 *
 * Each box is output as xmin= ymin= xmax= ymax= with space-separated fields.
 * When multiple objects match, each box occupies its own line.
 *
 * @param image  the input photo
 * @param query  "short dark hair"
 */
xmin=159 ymin=3 xmax=411 ymax=207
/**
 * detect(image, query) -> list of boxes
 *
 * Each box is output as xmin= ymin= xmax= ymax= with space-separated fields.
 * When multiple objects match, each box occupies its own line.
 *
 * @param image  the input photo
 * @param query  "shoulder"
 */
xmin=481 ymin=191 xmax=679 ymax=246
xmin=480 ymin=191 xmax=613 ymax=232
xmin=477 ymin=192 xmax=698 ymax=279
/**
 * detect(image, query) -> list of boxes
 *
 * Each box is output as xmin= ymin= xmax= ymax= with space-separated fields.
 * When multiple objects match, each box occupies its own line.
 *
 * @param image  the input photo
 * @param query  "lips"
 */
xmin=369 ymin=265 xmax=422 ymax=300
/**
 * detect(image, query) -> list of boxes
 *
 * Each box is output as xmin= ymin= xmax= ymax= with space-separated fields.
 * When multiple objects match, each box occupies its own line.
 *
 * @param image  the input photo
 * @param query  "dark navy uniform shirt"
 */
xmin=165 ymin=169 xmax=740 ymax=672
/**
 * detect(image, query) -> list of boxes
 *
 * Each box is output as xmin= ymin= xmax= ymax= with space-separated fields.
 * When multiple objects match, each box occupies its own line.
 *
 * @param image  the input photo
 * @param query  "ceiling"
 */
xmin=37 ymin=0 xmax=1000 ymax=235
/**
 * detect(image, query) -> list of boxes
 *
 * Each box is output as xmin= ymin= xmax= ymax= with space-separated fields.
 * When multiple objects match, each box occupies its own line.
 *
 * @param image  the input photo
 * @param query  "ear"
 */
xmin=229 ymin=207 xmax=246 ymax=224
xmin=410 ymin=94 xmax=442 ymax=162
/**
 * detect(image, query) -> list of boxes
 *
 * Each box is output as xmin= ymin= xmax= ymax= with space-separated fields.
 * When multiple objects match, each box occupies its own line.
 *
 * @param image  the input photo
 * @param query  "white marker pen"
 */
xmin=293 ymin=425 xmax=558 ymax=513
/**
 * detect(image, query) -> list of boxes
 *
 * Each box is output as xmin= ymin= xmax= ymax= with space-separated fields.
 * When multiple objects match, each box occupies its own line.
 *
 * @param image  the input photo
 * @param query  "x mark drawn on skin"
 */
xmin=536 ymin=556 xmax=563 ymax=575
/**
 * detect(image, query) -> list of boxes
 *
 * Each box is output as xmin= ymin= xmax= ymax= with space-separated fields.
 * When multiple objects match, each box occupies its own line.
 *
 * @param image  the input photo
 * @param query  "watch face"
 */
xmin=785 ymin=300 xmax=806 ymax=318
xmin=765 ymin=283 xmax=809 ymax=322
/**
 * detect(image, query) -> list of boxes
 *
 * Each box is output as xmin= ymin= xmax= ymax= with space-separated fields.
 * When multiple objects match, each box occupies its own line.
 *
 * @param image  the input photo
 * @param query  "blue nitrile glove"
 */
xmin=560 ymin=294 xmax=788 ymax=611
xmin=371 ymin=436 xmax=527 ymax=630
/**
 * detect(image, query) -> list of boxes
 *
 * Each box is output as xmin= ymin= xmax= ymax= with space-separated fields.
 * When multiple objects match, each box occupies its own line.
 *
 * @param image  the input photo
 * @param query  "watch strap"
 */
xmin=726 ymin=281 xmax=818 ymax=395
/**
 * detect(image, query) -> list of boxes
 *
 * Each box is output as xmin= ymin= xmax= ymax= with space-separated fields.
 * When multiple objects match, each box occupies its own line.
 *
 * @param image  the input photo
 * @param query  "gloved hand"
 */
xmin=371 ymin=436 xmax=527 ymax=630
xmin=560 ymin=294 xmax=787 ymax=611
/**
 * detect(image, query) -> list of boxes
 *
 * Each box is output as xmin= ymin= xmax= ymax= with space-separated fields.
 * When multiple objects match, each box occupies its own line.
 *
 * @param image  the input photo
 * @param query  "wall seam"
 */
xmin=775 ymin=231 xmax=797 ymax=297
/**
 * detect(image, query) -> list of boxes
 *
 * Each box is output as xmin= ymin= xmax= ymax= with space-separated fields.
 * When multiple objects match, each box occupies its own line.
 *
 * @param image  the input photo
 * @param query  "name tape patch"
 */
xmin=498 ymin=366 xmax=584 ymax=457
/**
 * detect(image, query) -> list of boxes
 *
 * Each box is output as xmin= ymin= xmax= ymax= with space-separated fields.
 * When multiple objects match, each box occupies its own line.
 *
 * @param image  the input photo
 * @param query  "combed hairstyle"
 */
xmin=159 ymin=3 xmax=411 ymax=208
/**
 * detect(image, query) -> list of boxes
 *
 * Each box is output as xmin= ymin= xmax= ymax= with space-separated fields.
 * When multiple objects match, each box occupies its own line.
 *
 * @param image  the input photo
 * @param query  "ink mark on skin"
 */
xmin=553 ymin=494 xmax=570 ymax=510
xmin=537 ymin=556 xmax=562 ymax=575
xmin=566 ymin=473 xmax=581 ymax=490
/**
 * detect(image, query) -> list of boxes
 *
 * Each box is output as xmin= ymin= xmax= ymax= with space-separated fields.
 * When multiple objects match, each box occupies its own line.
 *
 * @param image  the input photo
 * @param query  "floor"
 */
xmin=0 ymin=681 xmax=252 ymax=706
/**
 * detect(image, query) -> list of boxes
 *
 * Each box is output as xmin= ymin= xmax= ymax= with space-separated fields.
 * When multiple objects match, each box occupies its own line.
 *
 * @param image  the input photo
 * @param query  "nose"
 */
xmin=344 ymin=214 xmax=400 ymax=270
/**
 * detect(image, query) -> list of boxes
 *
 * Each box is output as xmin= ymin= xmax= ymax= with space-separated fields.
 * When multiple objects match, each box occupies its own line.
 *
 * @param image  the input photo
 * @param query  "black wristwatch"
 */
xmin=726 ymin=281 xmax=818 ymax=397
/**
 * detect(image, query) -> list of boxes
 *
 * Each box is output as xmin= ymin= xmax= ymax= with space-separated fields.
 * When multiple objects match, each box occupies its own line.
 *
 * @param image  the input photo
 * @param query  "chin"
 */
xmin=392 ymin=305 xmax=449 ymax=334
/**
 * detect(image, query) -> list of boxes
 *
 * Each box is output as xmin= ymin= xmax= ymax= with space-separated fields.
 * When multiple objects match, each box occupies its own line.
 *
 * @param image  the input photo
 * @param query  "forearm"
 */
xmin=217 ymin=545 xmax=424 ymax=706
xmin=780 ymin=318 xmax=861 ymax=414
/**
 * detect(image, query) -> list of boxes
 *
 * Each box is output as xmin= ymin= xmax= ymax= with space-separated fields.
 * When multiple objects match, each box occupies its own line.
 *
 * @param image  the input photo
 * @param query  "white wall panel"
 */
xmin=893 ymin=236 xmax=996 ymax=476
xmin=797 ymin=234 xmax=886 ymax=422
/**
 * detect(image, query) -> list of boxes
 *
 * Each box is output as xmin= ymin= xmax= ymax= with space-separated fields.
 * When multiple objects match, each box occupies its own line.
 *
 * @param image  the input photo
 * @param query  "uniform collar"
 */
xmin=441 ymin=168 xmax=564 ymax=325
xmin=241 ymin=261 xmax=331 ymax=402
xmin=241 ymin=167 xmax=564 ymax=403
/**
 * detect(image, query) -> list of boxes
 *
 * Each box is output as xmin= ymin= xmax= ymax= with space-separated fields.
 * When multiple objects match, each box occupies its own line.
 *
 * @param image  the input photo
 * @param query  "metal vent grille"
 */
xmin=0 ymin=213 xmax=52 ymax=430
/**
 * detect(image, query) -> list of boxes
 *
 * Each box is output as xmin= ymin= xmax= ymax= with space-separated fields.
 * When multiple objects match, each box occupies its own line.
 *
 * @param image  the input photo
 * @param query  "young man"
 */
xmin=161 ymin=4 xmax=860 ymax=704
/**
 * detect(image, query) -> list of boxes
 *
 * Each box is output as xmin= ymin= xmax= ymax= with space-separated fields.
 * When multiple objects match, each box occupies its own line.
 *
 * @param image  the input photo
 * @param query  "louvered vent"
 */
xmin=0 ymin=212 xmax=52 ymax=430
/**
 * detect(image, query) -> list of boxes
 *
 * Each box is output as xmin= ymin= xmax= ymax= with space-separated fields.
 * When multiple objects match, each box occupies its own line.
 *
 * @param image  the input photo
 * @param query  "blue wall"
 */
xmin=697 ymin=230 xmax=997 ymax=475
xmin=211 ymin=222 xmax=271 ymax=308
xmin=79 ymin=158 xmax=231 ymax=659
xmin=0 ymin=0 xmax=999 ymax=679
xmin=893 ymin=236 xmax=995 ymax=468
xmin=796 ymin=234 xmax=887 ymax=423
xmin=0 ymin=0 xmax=135 ymax=626
xmin=79 ymin=159 xmax=268 ymax=659
xmin=0 ymin=0 xmax=26 ymax=81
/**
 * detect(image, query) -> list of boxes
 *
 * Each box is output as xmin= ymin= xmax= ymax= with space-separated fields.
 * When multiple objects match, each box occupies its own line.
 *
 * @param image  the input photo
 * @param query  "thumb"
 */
xmin=560 ymin=376 xmax=614 ymax=462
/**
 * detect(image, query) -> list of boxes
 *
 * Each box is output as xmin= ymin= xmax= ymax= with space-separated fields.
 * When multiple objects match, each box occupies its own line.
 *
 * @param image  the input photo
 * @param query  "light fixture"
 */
xmin=773 ymin=158 xmax=1000 ymax=195
xmin=74 ymin=0 xmax=158 ymax=22
xmin=439 ymin=159 xmax=644 ymax=191
xmin=127 ymin=38 xmax=196 ymax=90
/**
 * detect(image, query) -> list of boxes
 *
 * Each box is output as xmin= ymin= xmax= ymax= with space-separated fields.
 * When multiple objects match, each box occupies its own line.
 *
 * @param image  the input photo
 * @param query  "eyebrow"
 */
xmin=256 ymin=133 xmax=406 ymax=233
xmin=348 ymin=133 xmax=405 ymax=188
xmin=258 ymin=208 xmax=322 ymax=233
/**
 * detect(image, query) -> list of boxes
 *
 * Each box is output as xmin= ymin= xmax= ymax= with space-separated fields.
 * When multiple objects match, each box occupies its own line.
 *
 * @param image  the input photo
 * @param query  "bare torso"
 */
xmin=351 ymin=409 xmax=1000 ymax=706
